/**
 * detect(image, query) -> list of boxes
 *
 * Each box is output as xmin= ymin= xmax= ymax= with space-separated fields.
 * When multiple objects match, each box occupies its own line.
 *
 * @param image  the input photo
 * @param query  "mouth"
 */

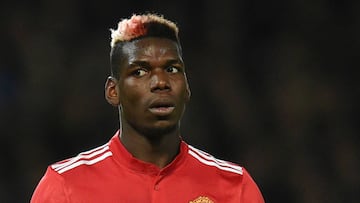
xmin=148 ymin=101 xmax=175 ymax=116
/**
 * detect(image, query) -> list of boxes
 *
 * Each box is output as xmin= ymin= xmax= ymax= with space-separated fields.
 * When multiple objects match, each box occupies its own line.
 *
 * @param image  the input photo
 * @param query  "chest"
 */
xmin=66 ymin=166 xmax=241 ymax=203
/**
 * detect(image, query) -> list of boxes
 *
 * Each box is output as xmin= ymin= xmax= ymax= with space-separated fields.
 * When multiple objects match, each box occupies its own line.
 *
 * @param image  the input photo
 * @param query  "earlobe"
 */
xmin=105 ymin=76 xmax=120 ymax=106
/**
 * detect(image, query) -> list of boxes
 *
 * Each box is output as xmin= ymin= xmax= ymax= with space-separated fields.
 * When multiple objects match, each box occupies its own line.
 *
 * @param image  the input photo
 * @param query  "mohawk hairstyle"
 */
xmin=109 ymin=13 xmax=181 ymax=79
xmin=110 ymin=13 xmax=179 ymax=47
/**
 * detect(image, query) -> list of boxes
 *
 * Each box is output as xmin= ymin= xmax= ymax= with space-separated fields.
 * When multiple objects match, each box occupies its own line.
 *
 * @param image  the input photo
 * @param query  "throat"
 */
xmin=120 ymin=129 xmax=181 ymax=168
xmin=145 ymin=145 xmax=180 ymax=168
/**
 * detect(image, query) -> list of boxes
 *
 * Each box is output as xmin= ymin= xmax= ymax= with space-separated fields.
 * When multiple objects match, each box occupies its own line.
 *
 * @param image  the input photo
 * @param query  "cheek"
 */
xmin=120 ymin=79 xmax=147 ymax=105
xmin=174 ymin=77 xmax=188 ymax=94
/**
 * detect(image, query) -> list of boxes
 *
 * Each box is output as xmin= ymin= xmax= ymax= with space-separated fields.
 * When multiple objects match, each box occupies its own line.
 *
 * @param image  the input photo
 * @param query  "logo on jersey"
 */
xmin=189 ymin=196 xmax=214 ymax=203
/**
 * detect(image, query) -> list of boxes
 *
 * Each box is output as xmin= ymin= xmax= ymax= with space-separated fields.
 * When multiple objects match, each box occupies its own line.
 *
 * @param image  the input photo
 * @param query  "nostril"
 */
xmin=151 ymin=83 xmax=171 ymax=92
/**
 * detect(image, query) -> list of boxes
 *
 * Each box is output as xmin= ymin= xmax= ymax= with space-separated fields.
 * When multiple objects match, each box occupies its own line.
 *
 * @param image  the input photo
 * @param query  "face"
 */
xmin=107 ymin=37 xmax=190 ymax=136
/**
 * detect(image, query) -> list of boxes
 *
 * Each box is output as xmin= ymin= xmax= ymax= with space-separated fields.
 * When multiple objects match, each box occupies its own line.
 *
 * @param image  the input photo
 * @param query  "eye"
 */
xmin=166 ymin=66 xmax=179 ymax=73
xmin=133 ymin=69 xmax=148 ymax=77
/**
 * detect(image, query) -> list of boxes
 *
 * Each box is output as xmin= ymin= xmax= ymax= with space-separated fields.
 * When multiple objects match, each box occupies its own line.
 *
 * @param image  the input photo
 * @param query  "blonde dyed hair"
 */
xmin=110 ymin=13 xmax=179 ymax=47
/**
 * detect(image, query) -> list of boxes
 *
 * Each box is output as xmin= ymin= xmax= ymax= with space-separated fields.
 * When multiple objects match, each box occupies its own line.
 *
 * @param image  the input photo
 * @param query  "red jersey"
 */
xmin=31 ymin=131 xmax=264 ymax=203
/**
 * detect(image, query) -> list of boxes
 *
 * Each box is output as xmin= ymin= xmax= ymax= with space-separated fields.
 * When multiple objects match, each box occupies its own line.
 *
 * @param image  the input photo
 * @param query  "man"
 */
xmin=31 ymin=13 xmax=265 ymax=202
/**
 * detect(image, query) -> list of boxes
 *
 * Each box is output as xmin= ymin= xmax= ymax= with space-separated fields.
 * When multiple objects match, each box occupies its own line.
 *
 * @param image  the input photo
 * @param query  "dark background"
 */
xmin=1 ymin=0 xmax=359 ymax=202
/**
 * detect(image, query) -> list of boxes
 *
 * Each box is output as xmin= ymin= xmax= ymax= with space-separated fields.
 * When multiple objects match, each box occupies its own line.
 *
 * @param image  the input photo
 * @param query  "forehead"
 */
xmin=121 ymin=37 xmax=182 ymax=61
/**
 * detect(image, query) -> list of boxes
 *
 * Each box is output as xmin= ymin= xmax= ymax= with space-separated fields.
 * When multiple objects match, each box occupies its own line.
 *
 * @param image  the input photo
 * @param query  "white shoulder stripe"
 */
xmin=188 ymin=145 xmax=243 ymax=171
xmin=57 ymin=151 xmax=113 ymax=174
xmin=188 ymin=146 xmax=243 ymax=175
xmin=52 ymin=144 xmax=110 ymax=172
xmin=78 ymin=143 xmax=109 ymax=155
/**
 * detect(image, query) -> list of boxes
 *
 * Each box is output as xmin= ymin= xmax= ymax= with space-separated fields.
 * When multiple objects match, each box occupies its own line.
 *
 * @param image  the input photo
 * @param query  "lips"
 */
xmin=148 ymin=100 xmax=175 ymax=116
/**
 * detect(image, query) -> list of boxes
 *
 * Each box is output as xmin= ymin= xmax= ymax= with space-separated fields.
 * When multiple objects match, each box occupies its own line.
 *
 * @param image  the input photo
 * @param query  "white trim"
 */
xmin=57 ymin=151 xmax=113 ymax=174
xmin=188 ymin=146 xmax=243 ymax=171
xmin=78 ymin=143 xmax=109 ymax=155
xmin=188 ymin=146 xmax=243 ymax=175
xmin=52 ymin=144 xmax=109 ymax=171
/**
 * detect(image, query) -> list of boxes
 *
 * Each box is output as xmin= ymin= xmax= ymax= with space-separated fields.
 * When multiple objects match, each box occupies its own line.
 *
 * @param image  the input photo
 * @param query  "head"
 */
xmin=105 ymin=13 xmax=191 ymax=137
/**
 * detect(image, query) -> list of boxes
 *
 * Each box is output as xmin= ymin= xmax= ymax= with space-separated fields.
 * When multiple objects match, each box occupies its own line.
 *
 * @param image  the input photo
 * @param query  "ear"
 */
xmin=105 ymin=76 xmax=120 ymax=106
xmin=185 ymin=82 xmax=191 ymax=102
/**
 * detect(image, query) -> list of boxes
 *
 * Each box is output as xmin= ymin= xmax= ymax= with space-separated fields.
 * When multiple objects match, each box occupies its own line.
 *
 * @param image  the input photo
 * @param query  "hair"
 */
xmin=110 ymin=13 xmax=181 ymax=79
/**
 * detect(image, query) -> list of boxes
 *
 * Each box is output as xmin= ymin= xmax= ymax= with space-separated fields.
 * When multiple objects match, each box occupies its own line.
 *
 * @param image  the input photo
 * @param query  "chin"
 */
xmin=138 ymin=123 xmax=177 ymax=138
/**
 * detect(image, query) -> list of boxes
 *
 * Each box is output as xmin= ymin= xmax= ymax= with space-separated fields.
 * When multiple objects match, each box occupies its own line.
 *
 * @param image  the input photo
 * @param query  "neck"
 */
xmin=119 ymin=123 xmax=181 ymax=169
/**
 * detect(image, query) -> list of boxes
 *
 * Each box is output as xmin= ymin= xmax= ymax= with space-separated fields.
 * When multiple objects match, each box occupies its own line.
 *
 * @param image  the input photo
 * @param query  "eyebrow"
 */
xmin=128 ymin=60 xmax=149 ymax=68
xmin=128 ymin=59 xmax=184 ymax=68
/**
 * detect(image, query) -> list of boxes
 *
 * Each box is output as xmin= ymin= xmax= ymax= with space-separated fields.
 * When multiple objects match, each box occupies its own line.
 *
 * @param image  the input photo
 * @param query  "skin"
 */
xmin=105 ymin=37 xmax=191 ymax=168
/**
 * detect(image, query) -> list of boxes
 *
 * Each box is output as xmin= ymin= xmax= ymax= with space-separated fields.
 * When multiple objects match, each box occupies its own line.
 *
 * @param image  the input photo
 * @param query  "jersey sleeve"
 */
xmin=240 ymin=168 xmax=265 ymax=203
xmin=31 ymin=166 xmax=69 ymax=203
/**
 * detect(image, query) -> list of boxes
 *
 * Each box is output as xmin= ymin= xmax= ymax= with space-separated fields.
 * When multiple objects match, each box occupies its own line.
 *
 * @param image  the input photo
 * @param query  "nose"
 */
xmin=150 ymin=69 xmax=171 ymax=92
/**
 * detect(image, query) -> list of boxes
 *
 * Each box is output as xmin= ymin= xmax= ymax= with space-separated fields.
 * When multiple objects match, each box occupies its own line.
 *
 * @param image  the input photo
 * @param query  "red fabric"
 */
xmin=31 ymin=131 xmax=264 ymax=202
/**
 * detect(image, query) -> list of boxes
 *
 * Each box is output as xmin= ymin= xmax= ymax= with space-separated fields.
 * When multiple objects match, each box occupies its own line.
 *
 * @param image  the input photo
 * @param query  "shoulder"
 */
xmin=31 ymin=165 xmax=69 ymax=202
xmin=31 ymin=142 xmax=113 ymax=203
xmin=50 ymin=142 xmax=112 ymax=175
xmin=186 ymin=144 xmax=243 ymax=175
xmin=185 ymin=145 xmax=265 ymax=202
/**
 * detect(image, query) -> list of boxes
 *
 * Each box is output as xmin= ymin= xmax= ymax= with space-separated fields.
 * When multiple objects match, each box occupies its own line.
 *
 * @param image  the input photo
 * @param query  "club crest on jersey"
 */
xmin=189 ymin=196 xmax=214 ymax=203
